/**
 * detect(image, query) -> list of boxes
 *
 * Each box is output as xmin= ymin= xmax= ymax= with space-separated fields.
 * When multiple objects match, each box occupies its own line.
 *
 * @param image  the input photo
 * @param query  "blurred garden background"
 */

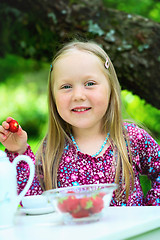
xmin=0 ymin=0 xmax=160 ymax=195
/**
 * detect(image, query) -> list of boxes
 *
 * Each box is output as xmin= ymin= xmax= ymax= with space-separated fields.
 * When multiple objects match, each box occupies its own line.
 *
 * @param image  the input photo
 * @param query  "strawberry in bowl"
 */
xmin=44 ymin=183 xmax=117 ymax=224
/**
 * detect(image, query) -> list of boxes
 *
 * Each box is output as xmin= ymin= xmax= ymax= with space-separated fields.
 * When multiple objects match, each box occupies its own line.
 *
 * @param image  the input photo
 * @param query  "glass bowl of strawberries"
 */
xmin=44 ymin=183 xmax=117 ymax=224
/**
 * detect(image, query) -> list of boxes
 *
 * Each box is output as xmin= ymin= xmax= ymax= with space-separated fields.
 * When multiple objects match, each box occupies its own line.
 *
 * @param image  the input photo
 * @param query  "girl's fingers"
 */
xmin=2 ymin=121 xmax=10 ymax=130
xmin=1 ymin=117 xmax=16 ymax=131
xmin=0 ymin=132 xmax=7 ymax=142
xmin=0 ymin=125 xmax=8 ymax=134
xmin=6 ymin=117 xmax=14 ymax=122
xmin=17 ymin=125 xmax=23 ymax=135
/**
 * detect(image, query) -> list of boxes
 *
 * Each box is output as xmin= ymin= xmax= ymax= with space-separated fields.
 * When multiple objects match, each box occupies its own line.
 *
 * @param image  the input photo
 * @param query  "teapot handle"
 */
xmin=13 ymin=155 xmax=35 ymax=205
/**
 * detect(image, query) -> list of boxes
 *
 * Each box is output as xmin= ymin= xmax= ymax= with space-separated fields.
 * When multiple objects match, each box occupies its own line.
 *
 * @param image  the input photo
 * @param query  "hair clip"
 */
xmin=104 ymin=58 xmax=109 ymax=69
xmin=50 ymin=64 xmax=53 ymax=72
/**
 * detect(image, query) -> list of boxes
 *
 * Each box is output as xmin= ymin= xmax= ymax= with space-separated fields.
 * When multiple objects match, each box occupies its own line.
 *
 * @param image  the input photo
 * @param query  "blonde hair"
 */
xmin=36 ymin=40 xmax=134 ymax=200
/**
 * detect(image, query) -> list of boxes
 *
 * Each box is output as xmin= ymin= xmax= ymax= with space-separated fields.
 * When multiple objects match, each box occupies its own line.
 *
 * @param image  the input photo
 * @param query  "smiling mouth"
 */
xmin=72 ymin=107 xmax=91 ymax=112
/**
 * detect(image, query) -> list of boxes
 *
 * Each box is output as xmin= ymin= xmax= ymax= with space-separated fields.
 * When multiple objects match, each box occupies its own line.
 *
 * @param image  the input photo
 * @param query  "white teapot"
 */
xmin=0 ymin=150 xmax=35 ymax=229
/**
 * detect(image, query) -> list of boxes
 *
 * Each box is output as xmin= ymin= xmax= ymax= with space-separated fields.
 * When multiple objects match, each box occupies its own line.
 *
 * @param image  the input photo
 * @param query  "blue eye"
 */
xmin=62 ymin=85 xmax=71 ymax=89
xmin=86 ymin=82 xmax=95 ymax=86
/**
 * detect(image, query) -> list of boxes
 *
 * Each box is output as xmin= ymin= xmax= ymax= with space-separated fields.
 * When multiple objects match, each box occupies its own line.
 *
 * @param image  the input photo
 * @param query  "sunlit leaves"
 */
xmin=103 ymin=0 xmax=160 ymax=23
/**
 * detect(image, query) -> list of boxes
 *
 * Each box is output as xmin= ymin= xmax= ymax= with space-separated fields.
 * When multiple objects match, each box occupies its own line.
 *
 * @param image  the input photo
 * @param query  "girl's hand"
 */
xmin=0 ymin=117 xmax=28 ymax=154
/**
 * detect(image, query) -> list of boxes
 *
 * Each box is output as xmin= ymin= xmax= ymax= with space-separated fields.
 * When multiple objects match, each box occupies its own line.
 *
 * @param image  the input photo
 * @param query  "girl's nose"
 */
xmin=72 ymin=86 xmax=86 ymax=101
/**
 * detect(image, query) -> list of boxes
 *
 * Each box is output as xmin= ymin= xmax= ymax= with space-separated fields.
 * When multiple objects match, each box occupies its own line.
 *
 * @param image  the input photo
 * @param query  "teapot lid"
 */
xmin=0 ymin=150 xmax=7 ymax=159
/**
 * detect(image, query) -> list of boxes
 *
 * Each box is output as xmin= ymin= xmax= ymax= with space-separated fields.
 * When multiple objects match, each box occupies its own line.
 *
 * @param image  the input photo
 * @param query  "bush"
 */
xmin=0 ymin=55 xmax=48 ymax=139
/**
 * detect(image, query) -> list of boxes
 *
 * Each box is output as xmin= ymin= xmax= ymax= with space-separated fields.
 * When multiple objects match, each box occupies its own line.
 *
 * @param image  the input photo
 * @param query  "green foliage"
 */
xmin=0 ymin=55 xmax=49 ymax=139
xmin=139 ymin=175 xmax=151 ymax=197
xmin=121 ymin=90 xmax=160 ymax=143
xmin=103 ymin=0 xmax=160 ymax=22
xmin=0 ymin=54 xmax=44 ymax=82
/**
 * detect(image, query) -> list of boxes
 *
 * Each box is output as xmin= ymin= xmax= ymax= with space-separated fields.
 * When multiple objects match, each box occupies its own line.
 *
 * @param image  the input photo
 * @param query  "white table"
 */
xmin=0 ymin=206 xmax=160 ymax=240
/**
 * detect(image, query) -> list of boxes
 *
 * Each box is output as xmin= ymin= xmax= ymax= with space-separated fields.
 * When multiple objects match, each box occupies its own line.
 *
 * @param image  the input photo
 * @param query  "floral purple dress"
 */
xmin=6 ymin=123 xmax=160 ymax=206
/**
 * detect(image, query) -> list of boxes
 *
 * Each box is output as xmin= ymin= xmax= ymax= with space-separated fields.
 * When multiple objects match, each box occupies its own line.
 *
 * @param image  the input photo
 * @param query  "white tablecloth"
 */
xmin=0 ymin=206 xmax=160 ymax=240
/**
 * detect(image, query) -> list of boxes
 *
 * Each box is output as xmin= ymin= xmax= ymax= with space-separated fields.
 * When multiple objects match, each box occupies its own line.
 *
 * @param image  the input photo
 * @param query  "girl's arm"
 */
xmin=0 ymin=117 xmax=43 ymax=196
xmin=130 ymin=124 xmax=160 ymax=206
xmin=5 ymin=144 xmax=43 ymax=196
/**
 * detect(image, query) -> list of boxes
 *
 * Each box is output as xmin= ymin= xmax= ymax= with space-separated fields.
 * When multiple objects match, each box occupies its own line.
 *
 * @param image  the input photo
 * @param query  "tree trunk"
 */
xmin=0 ymin=0 xmax=160 ymax=108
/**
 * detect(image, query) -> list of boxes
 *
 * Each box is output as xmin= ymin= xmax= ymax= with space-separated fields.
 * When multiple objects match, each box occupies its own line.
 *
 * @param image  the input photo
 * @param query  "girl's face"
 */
xmin=53 ymin=50 xmax=111 ymax=134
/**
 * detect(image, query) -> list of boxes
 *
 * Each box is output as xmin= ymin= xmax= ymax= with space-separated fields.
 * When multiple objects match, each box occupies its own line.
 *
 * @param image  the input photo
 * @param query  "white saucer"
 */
xmin=20 ymin=205 xmax=55 ymax=215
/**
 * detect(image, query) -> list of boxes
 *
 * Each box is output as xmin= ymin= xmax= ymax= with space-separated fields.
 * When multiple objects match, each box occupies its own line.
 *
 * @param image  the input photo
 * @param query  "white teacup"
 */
xmin=22 ymin=195 xmax=49 ymax=209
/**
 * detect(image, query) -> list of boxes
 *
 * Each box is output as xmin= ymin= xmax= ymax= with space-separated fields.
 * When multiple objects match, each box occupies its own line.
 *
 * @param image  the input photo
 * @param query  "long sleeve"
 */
xmin=5 ymin=144 xmax=43 ymax=196
xmin=128 ymin=124 xmax=160 ymax=206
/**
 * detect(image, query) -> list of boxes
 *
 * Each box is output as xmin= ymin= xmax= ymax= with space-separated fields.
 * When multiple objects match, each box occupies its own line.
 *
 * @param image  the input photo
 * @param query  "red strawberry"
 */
xmin=9 ymin=120 xmax=19 ymax=133
xmin=66 ymin=196 xmax=79 ymax=212
xmin=71 ymin=208 xmax=90 ymax=218
xmin=80 ymin=197 xmax=93 ymax=209
xmin=98 ymin=192 xmax=106 ymax=198
xmin=57 ymin=197 xmax=68 ymax=212
xmin=90 ymin=196 xmax=104 ymax=213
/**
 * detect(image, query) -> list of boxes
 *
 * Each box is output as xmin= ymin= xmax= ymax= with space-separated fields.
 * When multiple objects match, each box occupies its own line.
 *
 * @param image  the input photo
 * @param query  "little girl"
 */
xmin=0 ymin=41 xmax=160 ymax=206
